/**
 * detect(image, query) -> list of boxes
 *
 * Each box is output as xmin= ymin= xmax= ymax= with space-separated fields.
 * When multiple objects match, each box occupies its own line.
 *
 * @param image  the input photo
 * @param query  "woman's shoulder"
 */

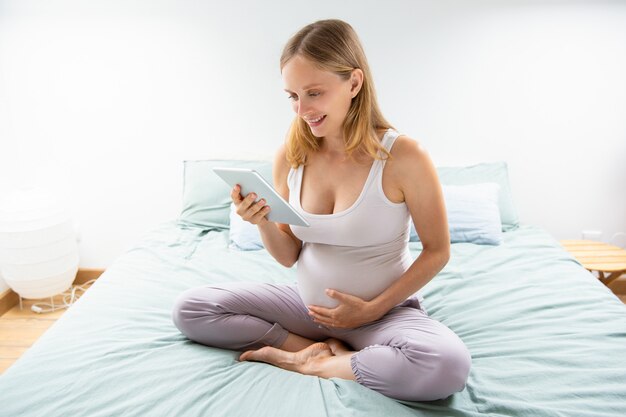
xmin=386 ymin=134 xmax=435 ymax=184
xmin=272 ymin=142 xmax=299 ymax=190
xmin=274 ymin=142 xmax=288 ymax=162
xmin=273 ymin=143 xmax=291 ymax=174
xmin=389 ymin=133 xmax=428 ymax=162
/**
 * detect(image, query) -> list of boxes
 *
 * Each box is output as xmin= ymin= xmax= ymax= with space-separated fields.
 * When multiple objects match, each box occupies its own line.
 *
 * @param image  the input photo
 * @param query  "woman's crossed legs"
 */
xmin=171 ymin=281 xmax=470 ymax=402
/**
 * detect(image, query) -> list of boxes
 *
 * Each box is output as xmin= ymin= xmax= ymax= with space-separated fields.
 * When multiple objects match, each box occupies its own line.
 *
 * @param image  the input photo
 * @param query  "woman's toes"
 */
xmin=239 ymin=346 xmax=271 ymax=362
xmin=239 ymin=346 xmax=298 ymax=370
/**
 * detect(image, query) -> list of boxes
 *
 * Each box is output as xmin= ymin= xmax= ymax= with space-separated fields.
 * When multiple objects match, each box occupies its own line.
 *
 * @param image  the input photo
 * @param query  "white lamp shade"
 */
xmin=0 ymin=187 xmax=79 ymax=299
xmin=0 ymin=232 xmax=77 ymax=264
xmin=3 ymin=266 xmax=78 ymax=300
xmin=0 ymin=216 xmax=74 ymax=248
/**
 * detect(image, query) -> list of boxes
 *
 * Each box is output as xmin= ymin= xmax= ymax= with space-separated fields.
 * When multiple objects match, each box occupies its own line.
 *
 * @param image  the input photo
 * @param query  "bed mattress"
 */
xmin=1 ymin=220 xmax=625 ymax=416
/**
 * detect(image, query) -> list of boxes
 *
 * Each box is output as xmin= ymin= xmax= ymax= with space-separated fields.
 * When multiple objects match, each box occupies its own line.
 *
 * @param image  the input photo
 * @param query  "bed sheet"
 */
xmin=1 ymin=220 xmax=625 ymax=417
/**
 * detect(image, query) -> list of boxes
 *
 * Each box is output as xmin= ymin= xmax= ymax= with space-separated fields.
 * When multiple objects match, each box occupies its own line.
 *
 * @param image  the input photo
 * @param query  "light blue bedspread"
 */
xmin=1 ymin=221 xmax=625 ymax=417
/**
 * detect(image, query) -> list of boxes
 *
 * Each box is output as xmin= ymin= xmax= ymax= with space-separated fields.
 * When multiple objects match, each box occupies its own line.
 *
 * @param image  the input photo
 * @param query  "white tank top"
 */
xmin=287 ymin=128 xmax=416 ymax=309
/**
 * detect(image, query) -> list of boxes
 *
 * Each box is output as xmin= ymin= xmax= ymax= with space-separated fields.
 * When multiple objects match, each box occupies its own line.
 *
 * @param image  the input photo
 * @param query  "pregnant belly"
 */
xmin=296 ymin=241 xmax=413 ymax=308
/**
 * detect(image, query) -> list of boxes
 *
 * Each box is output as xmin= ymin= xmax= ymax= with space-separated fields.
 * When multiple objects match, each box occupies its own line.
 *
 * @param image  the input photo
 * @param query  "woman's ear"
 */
xmin=350 ymin=69 xmax=364 ymax=98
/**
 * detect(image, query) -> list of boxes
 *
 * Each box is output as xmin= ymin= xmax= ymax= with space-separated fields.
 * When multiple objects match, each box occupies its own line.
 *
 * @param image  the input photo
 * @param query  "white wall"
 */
xmin=1 ymin=0 xmax=625 ymax=291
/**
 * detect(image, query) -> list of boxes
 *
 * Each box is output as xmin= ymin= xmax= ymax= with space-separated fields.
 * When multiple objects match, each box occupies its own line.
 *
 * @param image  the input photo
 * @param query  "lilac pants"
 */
xmin=171 ymin=281 xmax=471 ymax=402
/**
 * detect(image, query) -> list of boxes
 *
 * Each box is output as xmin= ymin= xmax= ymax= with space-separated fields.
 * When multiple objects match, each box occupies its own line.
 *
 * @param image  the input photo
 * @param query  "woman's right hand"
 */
xmin=231 ymin=184 xmax=272 ymax=226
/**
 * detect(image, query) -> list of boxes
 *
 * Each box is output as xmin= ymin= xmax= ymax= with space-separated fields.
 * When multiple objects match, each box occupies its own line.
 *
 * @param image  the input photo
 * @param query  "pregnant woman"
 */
xmin=172 ymin=19 xmax=471 ymax=402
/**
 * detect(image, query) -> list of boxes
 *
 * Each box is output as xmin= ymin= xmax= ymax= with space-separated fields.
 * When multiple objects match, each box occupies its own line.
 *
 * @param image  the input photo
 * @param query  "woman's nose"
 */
xmin=295 ymin=98 xmax=309 ymax=117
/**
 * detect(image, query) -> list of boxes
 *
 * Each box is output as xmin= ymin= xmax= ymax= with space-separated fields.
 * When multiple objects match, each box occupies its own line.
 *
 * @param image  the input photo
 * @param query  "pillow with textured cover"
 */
xmin=179 ymin=159 xmax=272 ymax=230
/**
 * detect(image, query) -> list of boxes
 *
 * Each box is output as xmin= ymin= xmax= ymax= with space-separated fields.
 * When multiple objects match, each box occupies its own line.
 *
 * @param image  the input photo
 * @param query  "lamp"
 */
xmin=0 ymin=187 xmax=79 ymax=309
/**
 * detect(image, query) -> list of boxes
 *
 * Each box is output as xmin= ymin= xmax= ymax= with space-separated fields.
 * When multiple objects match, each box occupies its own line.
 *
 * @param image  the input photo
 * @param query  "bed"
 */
xmin=1 ymin=160 xmax=625 ymax=417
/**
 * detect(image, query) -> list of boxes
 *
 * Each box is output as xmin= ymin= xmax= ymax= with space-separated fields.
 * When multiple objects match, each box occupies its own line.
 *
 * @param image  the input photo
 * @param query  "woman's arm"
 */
xmin=230 ymin=144 xmax=302 ymax=267
xmin=369 ymin=136 xmax=450 ymax=318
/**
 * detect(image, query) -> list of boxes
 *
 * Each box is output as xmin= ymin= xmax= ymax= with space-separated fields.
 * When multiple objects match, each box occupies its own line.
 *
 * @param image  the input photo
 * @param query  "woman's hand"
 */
xmin=307 ymin=289 xmax=384 ymax=329
xmin=231 ymin=184 xmax=272 ymax=226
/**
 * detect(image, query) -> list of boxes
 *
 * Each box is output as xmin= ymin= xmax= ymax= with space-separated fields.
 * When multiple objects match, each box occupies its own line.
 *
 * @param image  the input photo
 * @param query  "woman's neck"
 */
xmin=319 ymin=135 xmax=346 ymax=156
xmin=317 ymin=127 xmax=386 ymax=158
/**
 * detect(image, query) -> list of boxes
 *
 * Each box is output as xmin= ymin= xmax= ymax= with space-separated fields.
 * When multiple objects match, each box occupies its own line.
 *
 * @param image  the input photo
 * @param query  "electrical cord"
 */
xmin=610 ymin=232 xmax=626 ymax=248
xmin=30 ymin=279 xmax=97 ymax=314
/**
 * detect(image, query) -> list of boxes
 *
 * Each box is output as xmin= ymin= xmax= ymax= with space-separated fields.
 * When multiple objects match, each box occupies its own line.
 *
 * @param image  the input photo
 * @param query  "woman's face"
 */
xmin=282 ymin=55 xmax=359 ymax=138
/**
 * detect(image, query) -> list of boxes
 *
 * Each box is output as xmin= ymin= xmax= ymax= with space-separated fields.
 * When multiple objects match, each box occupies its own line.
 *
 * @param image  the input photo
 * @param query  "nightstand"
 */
xmin=560 ymin=240 xmax=626 ymax=287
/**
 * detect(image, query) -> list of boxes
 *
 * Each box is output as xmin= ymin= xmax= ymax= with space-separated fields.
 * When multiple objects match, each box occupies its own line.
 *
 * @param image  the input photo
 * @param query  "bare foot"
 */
xmin=324 ymin=338 xmax=353 ymax=356
xmin=239 ymin=342 xmax=333 ymax=375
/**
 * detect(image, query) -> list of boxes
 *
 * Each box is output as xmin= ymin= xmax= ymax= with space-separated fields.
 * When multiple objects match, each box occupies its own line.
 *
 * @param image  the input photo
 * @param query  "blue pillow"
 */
xmin=409 ymin=183 xmax=503 ymax=245
xmin=179 ymin=160 xmax=272 ymax=230
xmin=228 ymin=203 xmax=265 ymax=251
xmin=437 ymin=161 xmax=518 ymax=232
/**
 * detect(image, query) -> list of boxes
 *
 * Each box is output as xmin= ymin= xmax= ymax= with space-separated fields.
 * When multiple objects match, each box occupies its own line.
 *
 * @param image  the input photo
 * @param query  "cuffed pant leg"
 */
xmin=349 ymin=330 xmax=471 ymax=401
xmin=341 ymin=302 xmax=471 ymax=401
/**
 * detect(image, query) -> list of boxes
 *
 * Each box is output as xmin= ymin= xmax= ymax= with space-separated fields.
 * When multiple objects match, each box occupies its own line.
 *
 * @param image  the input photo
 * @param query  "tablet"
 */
xmin=213 ymin=167 xmax=310 ymax=227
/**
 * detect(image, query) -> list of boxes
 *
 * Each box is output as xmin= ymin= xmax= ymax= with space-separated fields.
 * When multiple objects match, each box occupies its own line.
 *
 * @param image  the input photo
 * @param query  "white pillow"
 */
xmin=410 ymin=182 xmax=503 ymax=245
xmin=228 ymin=182 xmax=504 ymax=251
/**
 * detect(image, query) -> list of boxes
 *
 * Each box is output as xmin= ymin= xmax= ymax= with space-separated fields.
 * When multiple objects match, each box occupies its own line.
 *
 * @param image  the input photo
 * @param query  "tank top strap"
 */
xmin=374 ymin=129 xmax=401 ymax=175
xmin=381 ymin=129 xmax=401 ymax=154
xmin=287 ymin=162 xmax=302 ymax=196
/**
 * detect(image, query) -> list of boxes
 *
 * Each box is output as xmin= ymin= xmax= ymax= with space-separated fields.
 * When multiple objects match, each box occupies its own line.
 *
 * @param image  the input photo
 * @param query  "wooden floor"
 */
xmin=1 ymin=282 xmax=625 ymax=376
xmin=0 ymin=282 xmax=94 ymax=375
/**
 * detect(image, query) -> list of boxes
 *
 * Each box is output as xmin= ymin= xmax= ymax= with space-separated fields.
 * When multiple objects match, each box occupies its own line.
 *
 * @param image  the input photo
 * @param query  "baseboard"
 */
xmin=74 ymin=268 xmax=105 ymax=285
xmin=0 ymin=289 xmax=19 ymax=318
xmin=0 ymin=268 xmax=105 ymax=317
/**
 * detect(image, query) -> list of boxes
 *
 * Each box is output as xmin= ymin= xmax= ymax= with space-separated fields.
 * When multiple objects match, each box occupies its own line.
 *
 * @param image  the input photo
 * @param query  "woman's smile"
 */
xmin=305 ymin=115 xmax=326 ymax=127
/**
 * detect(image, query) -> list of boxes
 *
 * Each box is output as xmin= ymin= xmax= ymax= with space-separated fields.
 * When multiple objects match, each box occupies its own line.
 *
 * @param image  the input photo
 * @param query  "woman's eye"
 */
xmin=287 ymin=92 xmax=319 ymax=100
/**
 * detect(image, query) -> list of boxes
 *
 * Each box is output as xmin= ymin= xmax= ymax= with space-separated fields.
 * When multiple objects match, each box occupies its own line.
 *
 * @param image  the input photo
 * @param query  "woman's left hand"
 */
xmin=307 ymin=289 xmax=383 ymax=329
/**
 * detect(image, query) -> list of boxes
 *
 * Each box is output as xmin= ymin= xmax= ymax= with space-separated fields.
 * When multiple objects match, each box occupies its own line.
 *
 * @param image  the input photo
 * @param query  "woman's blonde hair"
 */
xmin=280 ymin=19 xmax=394 ymax=168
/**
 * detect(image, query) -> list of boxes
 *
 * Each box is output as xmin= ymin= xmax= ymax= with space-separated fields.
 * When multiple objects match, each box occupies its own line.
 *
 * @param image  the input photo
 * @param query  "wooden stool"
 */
xmin=560 ymin=240 xmax=626 ymax=287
